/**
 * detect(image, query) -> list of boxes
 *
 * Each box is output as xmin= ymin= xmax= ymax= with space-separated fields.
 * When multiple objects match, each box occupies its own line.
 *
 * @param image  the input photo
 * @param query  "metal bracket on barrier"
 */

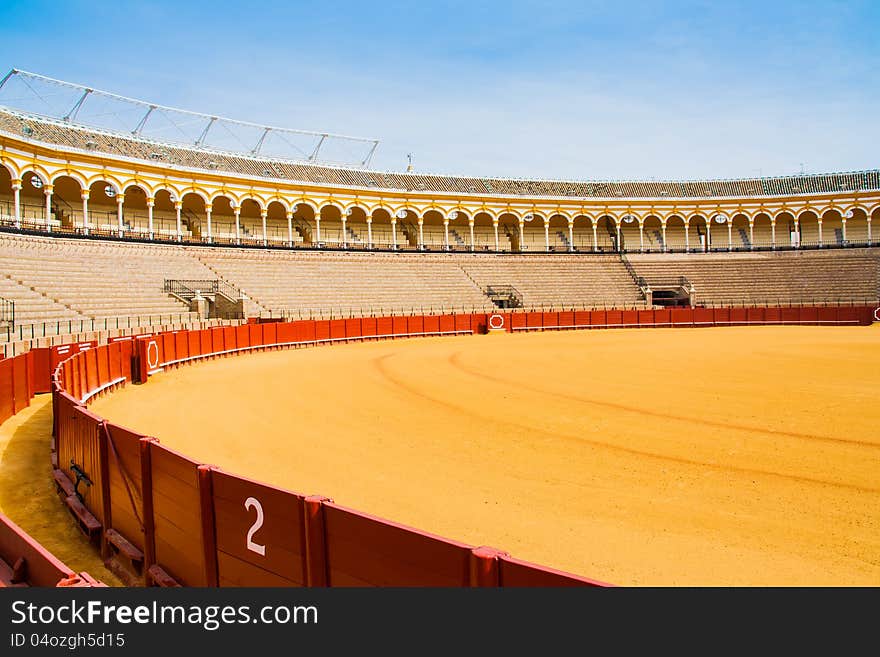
xmin=69 ymin=460 xmax=93 ymax=502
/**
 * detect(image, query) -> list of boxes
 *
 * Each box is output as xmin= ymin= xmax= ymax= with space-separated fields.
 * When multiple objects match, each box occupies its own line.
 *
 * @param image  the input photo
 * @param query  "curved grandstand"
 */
xmin=0 ymin=71 xmax=878 ymax=588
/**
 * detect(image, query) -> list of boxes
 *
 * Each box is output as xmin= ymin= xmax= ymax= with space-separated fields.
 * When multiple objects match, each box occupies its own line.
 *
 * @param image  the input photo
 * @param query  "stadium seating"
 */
xmin=628 ymin=249 xmax=880 ymax=305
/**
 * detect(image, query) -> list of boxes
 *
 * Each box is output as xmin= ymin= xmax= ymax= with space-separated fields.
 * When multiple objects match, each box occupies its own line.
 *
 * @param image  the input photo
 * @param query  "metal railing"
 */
xmin=0 ymin=296 xmax=13 ymax=340
xmin=0 ymin=312 xmax=206 ymax=343
xmin=164 ymin=279 xmax=240 ymax=301
xmin=484 ymin=285 xmax=523 ymax=308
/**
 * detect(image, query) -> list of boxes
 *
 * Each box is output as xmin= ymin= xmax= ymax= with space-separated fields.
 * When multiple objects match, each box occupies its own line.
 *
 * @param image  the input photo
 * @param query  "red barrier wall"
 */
xmin=105 ymin=422 xmax=146 ymax=554
xmin=0 ymin=359 xmax=13 ymax=423
xmin=322 ymin=503 xmax=472 ymax=586
xmin=149 ymin=443 xmax=206 ymax=586
xmin=211 ymin=471 xmax=306 ymax=587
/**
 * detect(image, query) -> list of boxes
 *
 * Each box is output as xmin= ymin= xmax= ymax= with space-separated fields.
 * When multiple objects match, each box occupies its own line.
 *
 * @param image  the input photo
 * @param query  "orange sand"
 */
xmin=89 ymin=325 xmax=880 ymax=586
xmin=0 ymin=396 xmax=122 ymax=585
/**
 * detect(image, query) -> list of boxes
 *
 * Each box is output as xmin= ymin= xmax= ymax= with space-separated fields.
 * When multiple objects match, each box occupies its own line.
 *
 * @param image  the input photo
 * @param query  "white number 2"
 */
xmin=244 ymin=497 xmax=266 ymax=556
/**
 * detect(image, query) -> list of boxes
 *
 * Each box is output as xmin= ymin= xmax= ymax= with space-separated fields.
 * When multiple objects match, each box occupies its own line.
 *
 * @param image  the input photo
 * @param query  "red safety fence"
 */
xmin=0 ymin=302 xmax=870 ymax=587
xmin=0 ymin=511 xmax=104 ymax=587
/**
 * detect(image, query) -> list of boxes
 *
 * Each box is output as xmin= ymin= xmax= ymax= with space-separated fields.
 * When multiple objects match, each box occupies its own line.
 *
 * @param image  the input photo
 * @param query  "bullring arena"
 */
xmin=0 ymin=71 xmax=878 ymax=587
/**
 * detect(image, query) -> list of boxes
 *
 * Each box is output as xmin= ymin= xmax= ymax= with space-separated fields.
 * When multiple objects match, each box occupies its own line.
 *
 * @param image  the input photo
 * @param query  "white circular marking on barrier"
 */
xmin=147 ymin=340 xmax=160 ymax=370
xmin=874 ymin=307 xmax=880 ymax=322
xmin=489 ymin=314 xmax=505 ymax=330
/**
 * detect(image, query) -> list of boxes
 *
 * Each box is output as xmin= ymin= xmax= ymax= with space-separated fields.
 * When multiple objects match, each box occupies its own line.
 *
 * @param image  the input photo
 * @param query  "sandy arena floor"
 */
xmin=87 ymin=325 xmax=880 ymax=586
xmin=0 ymin=397 xmax=122 ymax=585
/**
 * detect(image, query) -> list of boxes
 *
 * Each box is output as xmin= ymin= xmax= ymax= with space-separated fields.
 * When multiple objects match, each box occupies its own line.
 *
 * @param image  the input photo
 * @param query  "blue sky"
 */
xmin=0 ymin=0 xmax=877 ymax=180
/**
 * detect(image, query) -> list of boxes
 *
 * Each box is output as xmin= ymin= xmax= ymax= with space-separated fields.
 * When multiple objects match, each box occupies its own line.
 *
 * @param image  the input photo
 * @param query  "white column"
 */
xmin=261 ymin=210 xmax=267 ymax=246
xmin=205 ymin=205 xmax=213 ymax=243
xmin=841 ymin=218 xmax=847 ymax=244
xmin=794 ymin=218 xmax=800 ymax=248
xmin=771 ymin=219 xmax=776 ymax=250
xmin=592 ymin=223 xmax=598 ymax=252
xmin=146 ymin=197 xmax=155 ymax=240
xmin=867 ymin=218 xmax=872 ymax=246
xmin=519 ymin=219 xmax=525 ymax=252
xmin=615 ymin=221 xmax=621 ymax=252
xmin=705 ymin=221 xmax=711 ymax=252
xmin=444 ymin=220 xmax=450 ymax=251
xmin=44 ymin=185 xmax=53 ymax=233
xmin=638 ymin=222 xmax=644 ymax=252
xmin=286 ymin=211 xmax=293 ymax=247
xmin=469 ymin=219 xmax=475 ymax=252
xmin=661 ymin=222 xmax=667 ymax=253
xmin=391 ymin=218 xmax=397 ymax=249
xmin=81 ymin=190 xmax=90 ymax=234
xmin=567 ymin=219 xmax=574 ymax=252
xmin=116 ymin=194 xmax=125 ymax=237
xmin=818 ymin=220 xmax=823 ymax=248
xmin=234 ymin=208 xmax=241 ymax=244
xmin=544 ymin=218 xmax=550 ymax=252
xmin=684 ymin=222 xmax=690 ymax=252
xmin=749 ymin=221 xmax=755 ymax=250
xmin=418 ymin=219 xmax=424 ymax=250
xmin=366 ymin=217 xmax=373 ymax=248
xmin=175 ymin=201 xmax=183 ymax=242
xmin=493 ymin=220 xmax=499 ymax=252
xmin=727 ymin=221 xmax=732 ymax=250
xmin=11 ymin=180 xmax=21 ymax=229
xmin=341 ymin=215 xmax=347 ymax=248
xmin=315 ymin=214 xmax=322 ymax=245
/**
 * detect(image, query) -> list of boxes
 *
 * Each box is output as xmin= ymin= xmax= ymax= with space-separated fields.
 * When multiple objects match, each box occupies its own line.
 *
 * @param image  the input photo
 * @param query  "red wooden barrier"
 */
xmin=747 ymin=307 xmax=765 ymax=324
xmin=330 ymin=319 xmax=346 ymax=340
xmin=670 ymin=307 xmax=693 ymax=327
xmin=174 ymin=331 xmax=190 ymax=361
xmin=606 ymin=310 xmax=623 ymax=327
xmin=248 ymin=323 xmax=263 ymax=347
xmin=558 ymin=311 xmax=574 ymax=328
xmin=236 ymin=324 xmax=251 ymax=349
xmin=104 ymin=423 xmax=146 ymax=558
xmin=437 ymin=314 xmax=455 ymax=333
xmin=262 ymin=323 xmax=277 ymax=345
xmin=498 ymin=555 xmax=607 ymax=587
xmin=538 ymin=312 xmax=555 ymax=328
xmin=621 ymin=309 xmax=638 ymax=327
xmin=453 ymin=314 xmax=471 ymax=332
xmin=322 ymin=502 xmax=472 ymax=586
xmin=344 ymin=318 xmax=361 ymax=339
xmin=96 ymin=345 xmax=110 ymax=389
xmin=510 ymin=313 xmax=527 ymax=330
xmin=200 ymin=328 xmax=214 ymax=354
xmin=574 ymin=310 xmax=591 ymax=327
xmin=424 ymin=315 xmax=440 ymax=333
xmin=0 ymin=511 xmax=76 ymax=586
xmin=11 ymin=354 xmax=29 ymax=414
xmin=361 ymin=316 xmax=378 ymax=338
xmin=693 ymin=308 xmax=714 ymax=326
xmin=187 ymin=330 xmax=201 ymax=359
xmin=108 ymin=342 xmax=122 ymax=381
xmin=729 ymin=308 xmax=748 ymax=326
xmin=526 ymin=312 xmax=542 ymax=329
xmin=211 ymin=471 xmax=307 ymax=587
xmin=407 ymin=315 xmax=424 ymax=334
xmin=315 ymin=320 xmax=330 ymax=341
xmin=654 ymin=308 xmax=671 ymax=326
xmin=223 ymin=325 xmax=237 ymax=350
xmin=161 ymin=332 xmax=176 ymax=363
xmin=276 ymin=322 xmax=295 ymax=344
xmin=713 ymin=307 xmax=730 ymax=325
xmin=148 ymin=443 xmax=206 ymax=586
xmin=84 ymin=348 xmax=99 ymax=396
xmin=31 ymin=347 xmax=52 ymax=394
xmin=0 ymin=359 xmax=13 ymax=424
xmin=637 ymin=310 xmax=654 ymax=326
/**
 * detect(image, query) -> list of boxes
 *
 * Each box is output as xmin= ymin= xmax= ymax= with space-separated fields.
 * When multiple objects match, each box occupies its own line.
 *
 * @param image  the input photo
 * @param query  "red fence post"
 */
xmin=197 ymin=465 xmax=219 ymax=587
xmin=98 ymin=421 xmax=112 ymax=561
xmin=139 ymin=437 xmax=157 ymax=586
xmin=469 ymin=546 xmax=508 ymax=586
xmin=303 ymin=495 xmax=331 ymax=587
